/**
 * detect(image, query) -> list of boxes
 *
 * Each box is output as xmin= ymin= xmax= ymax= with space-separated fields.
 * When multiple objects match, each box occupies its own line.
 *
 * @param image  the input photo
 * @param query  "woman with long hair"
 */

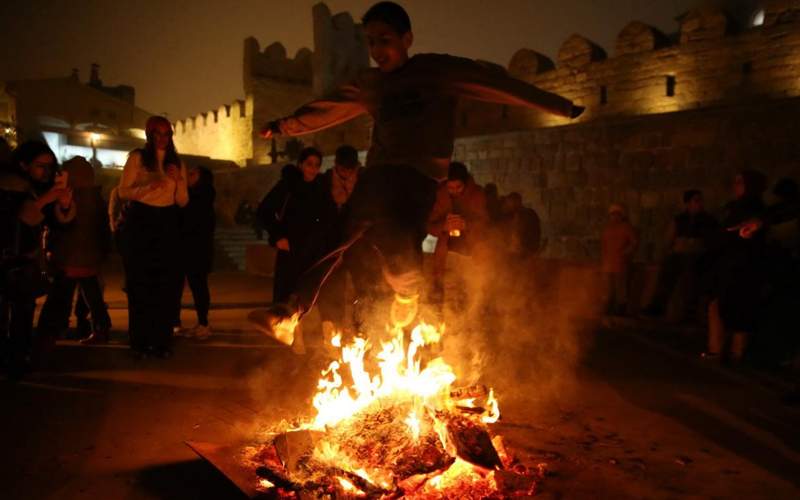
xmin=118 ymin=116 xmax=188 ymax=358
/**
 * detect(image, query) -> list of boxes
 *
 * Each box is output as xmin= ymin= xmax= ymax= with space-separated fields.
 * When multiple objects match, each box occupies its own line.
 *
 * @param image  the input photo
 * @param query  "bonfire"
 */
xmin=235 ymin=319 xmax=539 ymax=498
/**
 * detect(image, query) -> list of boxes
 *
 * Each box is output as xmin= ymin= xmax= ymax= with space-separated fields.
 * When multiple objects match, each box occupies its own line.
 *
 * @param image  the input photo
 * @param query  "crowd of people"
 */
xmin=0 ymin=115 xmax=217 ymax=378
xmin=254 ymin=148 xmax=543 ymax=348
xmin=601 ymin=172 xmax=800 ymax=368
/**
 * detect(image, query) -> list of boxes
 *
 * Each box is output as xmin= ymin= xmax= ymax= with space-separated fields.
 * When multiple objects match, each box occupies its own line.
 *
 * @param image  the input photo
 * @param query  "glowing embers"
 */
xmin=242 ymin=321 xmax=542 ymax=497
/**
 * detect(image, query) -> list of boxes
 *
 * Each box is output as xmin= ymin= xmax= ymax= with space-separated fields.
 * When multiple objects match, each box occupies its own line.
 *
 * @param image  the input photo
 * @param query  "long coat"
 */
xmin=257 ymin=165 xmax=335 ymax=302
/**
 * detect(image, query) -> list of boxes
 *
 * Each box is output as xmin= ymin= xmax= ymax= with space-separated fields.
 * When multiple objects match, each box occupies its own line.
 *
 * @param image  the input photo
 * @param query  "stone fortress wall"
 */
xmin=173 ymin=2 xmax=370 ymax=167
xmin=174 ymin=0 xmax=800 ymax=264
xmin=446 ymin=1 xmax=800 ymax=262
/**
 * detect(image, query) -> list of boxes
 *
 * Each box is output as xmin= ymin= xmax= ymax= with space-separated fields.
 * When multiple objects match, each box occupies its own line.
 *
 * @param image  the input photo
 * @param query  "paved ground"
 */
xmin=1 ymin=271 xmax=799 ymax=499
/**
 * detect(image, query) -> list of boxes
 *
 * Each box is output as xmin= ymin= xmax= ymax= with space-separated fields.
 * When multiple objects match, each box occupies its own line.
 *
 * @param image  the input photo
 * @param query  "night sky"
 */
xmin=2 ymin=0 xmax=735 ymax=119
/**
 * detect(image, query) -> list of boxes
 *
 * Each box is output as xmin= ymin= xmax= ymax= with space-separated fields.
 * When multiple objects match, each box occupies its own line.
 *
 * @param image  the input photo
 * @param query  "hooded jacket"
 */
xmin=48 ymin=158 xmax=110 ymax=275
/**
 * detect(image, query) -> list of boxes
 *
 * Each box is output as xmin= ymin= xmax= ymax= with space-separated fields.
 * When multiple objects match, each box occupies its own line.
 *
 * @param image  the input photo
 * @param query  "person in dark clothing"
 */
xmin=257 ymin=148 xmax=333 ymax=306
xmin=765 ymin=178 xmax=800 ymax=258
xmin=643 ymin=190 xmax=718 ymax=321
xmin=37 ymin=157 xmax=112 ymax=345
xmin=753 ymin=178 xmax=800 ymax=367
xmin=498 ymin=192 xmax=542 ymax=258
xmin=1 ymin=141 xmax=74 ymax=379
xmin=173 ymin=165 xmax=216 ymax=339
xmin=0 ymin=137 xmax=11 ymax=170
xmin=705 ymin=170 xmax=768 ymax=363
xmin=317 ymin=145 xmax=362 ymax=336
xmin=118 ymin=116 xmax=188 ymax=359
xmin=256 ymin=1 xmax=581 ymax=337
xmin=484 ymin=183 xmax=502 ymax=223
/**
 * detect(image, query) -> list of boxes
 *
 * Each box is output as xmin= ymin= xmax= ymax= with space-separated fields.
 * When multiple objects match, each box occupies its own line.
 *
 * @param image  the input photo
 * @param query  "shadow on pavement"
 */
xmin=133 ymin=459 xmax=246 ymax=500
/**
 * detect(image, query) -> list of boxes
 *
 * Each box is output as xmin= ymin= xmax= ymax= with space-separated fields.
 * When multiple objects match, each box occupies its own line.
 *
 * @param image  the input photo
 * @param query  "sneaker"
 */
xmin=174 ymin=326 xmax=194 ymax=338
xmin=80 ymin=330 xmax=109 ymax=345
xmin=700 ymin=352 xmax=721 ymax=361
xmin=248 ymin=301 xmax=301 ymax=345
xmin=193 ymin=324 xmax=212 ymax=340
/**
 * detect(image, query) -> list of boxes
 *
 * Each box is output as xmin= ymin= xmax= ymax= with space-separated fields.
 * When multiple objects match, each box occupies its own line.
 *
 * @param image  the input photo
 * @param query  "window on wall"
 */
xmin=665 ymin=75 xmax=676 ymax=97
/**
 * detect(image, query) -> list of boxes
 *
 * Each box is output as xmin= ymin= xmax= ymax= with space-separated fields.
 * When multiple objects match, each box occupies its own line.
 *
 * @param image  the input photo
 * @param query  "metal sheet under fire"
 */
xmin=185 ymin=441 xmax=260 ymax=499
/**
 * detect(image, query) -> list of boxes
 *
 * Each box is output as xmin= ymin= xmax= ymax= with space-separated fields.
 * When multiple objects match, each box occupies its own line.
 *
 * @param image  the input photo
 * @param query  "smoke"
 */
xmin=241 ymin=241 xmax=602 ymax=432
xmin=435 ymin=246 xmax=602 ymax=412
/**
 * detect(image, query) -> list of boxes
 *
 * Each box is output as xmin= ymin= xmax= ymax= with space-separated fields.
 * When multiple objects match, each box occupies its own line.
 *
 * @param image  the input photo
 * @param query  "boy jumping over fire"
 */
xmin=255 ymin=1 xmax=583 ymax=340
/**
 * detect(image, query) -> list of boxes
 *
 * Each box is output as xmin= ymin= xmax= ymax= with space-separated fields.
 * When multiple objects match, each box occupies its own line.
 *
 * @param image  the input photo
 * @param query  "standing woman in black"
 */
xmin=174 ymin=165 xmax=216 ymax=339
xmin=257 ymin=147 xmax=332 ymax=305
xmin=118 ymin=116 xmax=188 ymax=358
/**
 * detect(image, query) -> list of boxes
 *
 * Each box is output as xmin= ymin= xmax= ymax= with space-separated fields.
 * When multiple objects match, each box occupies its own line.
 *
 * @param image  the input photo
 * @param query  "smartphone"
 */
xmin=54 ymin=171 xmax=69 ymax=189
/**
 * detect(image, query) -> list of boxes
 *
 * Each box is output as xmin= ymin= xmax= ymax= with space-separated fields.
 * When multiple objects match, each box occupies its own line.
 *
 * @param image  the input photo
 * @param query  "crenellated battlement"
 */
xmin=312 ymin=2 xmax=369 ymax=96
xmin=243 ymin=38 xmax=313 ymax=94
xmin=457 ymin=1 xmax=800 ymax=135
xmin=173 ymin=96 xmax=254 ymax=167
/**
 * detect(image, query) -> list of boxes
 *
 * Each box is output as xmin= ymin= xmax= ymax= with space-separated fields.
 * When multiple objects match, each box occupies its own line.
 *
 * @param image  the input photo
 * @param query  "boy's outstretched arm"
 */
xmin=260 ymin=82 xmax=367 ymax=138
xmin=444 ymin=55 xmax=583 ymax=118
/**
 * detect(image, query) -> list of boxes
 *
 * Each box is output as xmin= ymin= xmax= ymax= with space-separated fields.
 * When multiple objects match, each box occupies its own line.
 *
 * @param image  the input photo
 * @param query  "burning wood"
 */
xmin=191 ymin=322 xmax=540 ymax=498
xmin=443 ymin=414 xmax=504 ymax=471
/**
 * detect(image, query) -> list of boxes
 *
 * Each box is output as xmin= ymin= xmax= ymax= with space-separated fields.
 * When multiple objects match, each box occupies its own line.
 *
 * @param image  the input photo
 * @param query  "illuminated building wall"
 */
xmin=173 ymin=3 xmax=370 ymax=167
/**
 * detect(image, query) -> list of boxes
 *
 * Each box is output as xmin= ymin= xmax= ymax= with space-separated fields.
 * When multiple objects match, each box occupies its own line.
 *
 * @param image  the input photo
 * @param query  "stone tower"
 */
xmin=312 ymin=2 xmax=370 ymax=97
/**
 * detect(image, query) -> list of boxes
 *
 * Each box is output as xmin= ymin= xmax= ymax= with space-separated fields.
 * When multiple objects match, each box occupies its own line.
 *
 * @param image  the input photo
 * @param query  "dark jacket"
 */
xmin=321 ymin=167 xmax=361 ymax=248
xmin=0 ymin=171 xmax=68 ymax=261
xmin=257 ymin=165 xmax=334 ymax=262
xmin=181 ymin=180 xmax=216 ymax=273
xmin=501 ymin=207 xmax=541 ymax=256
xmin=0 ymin=170 xmax=73 ymax=298
xmin=710 ymin=195 xmax=767 ymax=332
xmin=712 ymin=196 xmax=766 ymax=263
xmin=49 ymin=186 xmax=111 ymax=274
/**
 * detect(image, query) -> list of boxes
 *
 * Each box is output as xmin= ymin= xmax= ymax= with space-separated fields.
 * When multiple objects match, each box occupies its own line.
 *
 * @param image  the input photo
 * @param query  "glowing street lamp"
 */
xmin=89 ymin=132 xmax=101 ymax=167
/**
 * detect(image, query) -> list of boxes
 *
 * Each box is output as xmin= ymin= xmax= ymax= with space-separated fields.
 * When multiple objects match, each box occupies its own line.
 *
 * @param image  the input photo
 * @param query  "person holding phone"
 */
xmin=118 ymin=116 xmax=188 ymax=359
xmin=1 ymin=141 xmax=74 ymax=379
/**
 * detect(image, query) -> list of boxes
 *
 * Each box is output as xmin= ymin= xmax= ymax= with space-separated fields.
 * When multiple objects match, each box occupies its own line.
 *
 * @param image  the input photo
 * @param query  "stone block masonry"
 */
xmin=453 ymin=98 xmax=800 ymax=263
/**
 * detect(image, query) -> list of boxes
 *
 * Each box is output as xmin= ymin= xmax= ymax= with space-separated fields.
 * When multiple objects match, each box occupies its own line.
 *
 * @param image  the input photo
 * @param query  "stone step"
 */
xmin=213 ymin=226 xmax=263 ymax=271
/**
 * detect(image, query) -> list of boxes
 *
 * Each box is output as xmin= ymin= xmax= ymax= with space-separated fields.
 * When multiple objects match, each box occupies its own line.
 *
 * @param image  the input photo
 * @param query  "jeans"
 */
xmin=38 ymin=274 xmax=110 ymax=337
